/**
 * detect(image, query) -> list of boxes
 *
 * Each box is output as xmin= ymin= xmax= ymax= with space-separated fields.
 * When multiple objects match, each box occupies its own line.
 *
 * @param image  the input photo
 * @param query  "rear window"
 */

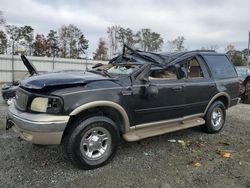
xmin=203 ymin=55 xmax=237 ymax=79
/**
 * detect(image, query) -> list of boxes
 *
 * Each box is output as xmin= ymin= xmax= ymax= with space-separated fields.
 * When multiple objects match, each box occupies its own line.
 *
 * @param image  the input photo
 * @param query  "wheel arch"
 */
xmin=204 ymin=92 xmax=231 ymax=115
xmin=68 ymin=101 xmax=130 ymax=133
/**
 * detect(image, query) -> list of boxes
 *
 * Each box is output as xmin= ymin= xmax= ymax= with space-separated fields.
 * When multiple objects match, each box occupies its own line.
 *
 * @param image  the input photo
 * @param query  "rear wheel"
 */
xmin=201 ymin=101 xmax=226 ymax=134
xmin=245 ymin=91 xmax=250 ymax=104
xmin=243 ymin=80 xmax=250 ymax=104
xmin=63 ymin=116 xmax=120 ymax=170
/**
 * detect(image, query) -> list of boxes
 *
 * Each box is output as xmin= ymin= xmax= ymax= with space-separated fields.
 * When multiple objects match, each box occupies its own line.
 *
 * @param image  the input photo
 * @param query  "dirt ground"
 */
xmin=0 ymin=92 xmax=249 ymax=188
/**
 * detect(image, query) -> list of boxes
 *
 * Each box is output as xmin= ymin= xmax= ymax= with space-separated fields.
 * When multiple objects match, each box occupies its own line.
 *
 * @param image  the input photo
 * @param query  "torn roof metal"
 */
xmin=109 ymin=44 xmax=217 ymax=68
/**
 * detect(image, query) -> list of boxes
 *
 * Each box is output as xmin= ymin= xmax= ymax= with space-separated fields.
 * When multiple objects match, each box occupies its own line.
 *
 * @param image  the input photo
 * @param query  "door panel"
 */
xmin=183 ymin=80 xmax=216 ymax=116
xmin=131 ymin=79 xmax=185 ymax=125
xmin=181 ymin=56 xmax=217 ymax=116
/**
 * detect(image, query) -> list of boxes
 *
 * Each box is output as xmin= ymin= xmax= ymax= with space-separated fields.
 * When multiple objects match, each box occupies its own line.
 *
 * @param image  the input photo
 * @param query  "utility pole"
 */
xmin=11 ymin=40 xmax=14 ymax=83
xmin=52 ymin=49 xmax=55 ymax=70
xmin=248 ymin=31 xmax=250 ymax=67
xmin=85 ymin=51 xmax=88 ymax=72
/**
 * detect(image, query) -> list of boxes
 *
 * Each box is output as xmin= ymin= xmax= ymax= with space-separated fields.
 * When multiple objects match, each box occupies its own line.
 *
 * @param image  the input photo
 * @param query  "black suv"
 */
xmin=7 ymin=45 xmax=240 ymax=169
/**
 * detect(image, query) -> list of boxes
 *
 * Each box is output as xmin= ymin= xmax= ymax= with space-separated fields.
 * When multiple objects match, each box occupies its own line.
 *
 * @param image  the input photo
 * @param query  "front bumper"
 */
xmin=7 ymin=103 xmax=70 ymax=145
xmin=1 ymin=85 xmax=18 ymax=100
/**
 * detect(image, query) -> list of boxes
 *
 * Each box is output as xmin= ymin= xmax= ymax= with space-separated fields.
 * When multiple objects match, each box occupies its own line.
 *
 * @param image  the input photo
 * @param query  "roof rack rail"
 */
xmin=177 ymin=50 xmax=216 ymax=53
xmin=193 ymin=50 xmax=216 ymax=52
xmin=164 ymin=50 xmax=217 ymax=65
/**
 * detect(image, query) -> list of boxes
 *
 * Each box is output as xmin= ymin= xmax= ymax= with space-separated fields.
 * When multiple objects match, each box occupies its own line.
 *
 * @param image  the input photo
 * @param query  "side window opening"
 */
xmin=179 ymin=57 xmax=204 ymax=79
xmin=188 ymin=58 xmax=204 ymax=78
xmin=149 ymin=66 xmax=177 ymax=80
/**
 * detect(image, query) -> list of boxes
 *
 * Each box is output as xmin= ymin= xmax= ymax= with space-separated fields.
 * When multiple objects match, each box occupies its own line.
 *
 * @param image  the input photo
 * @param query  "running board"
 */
xmin=123 ymin=117 xmax=205 ymax=142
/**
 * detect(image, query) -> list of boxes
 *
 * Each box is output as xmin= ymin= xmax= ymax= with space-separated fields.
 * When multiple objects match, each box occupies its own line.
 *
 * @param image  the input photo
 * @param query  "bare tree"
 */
xmin=200 ymin=45 xmax=218 ymax=51
xmin=107 ymin=25 xmax=120 ymax=58
xmin=225 ymin=44 xmax=236 ymax=61
xmin=5 ymin=25 xmax=22 ymax=54
xmin=116 ymin=27 xmax=140 ymax=48
xmin=225 ymin=44 xmax=244 ymax=66
xmin=139 ymin=28 xmax=163 ymax=51
xmin=0 ymin=30 xmax=8 ymax=54
xmin=33 ymin=34 xmax=47 ymax=56
xmin=93 ymin=38 xmax=108 ymax=60
xmin=20 ymin=25 xmax=34 ymax=55
xmin=0 ymin=10 xmax=5 ymax=25
xmin=46 ymin=30 xmax=60 ymax=57
xmin=68 ymin=24 xmax=81 ymax=58
xmin=59 ymin=25 xmax=69 ymax=58
xmin=59 ymin=24 xmax=89 ymax=58
xmin=78 ymin=34 xmax=89 ymax=58
xmin=107 ymin=26 xmax=163 ymax=53
xmin=168 ymin=36 xmax=186 ymax=52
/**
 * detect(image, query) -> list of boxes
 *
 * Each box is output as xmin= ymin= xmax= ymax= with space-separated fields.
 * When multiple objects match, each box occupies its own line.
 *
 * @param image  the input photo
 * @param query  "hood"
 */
xmin=21 ymin=55 xmax=38 ymax=75
xmin=20 ymin=70 xmax=113 ymax=90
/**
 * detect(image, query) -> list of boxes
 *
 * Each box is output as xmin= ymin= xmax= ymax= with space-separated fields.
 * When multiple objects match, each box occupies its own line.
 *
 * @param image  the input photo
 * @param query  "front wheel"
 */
xmin=63 ymin=116 xmax=120 ymax=170
xmin=201 ymin=101 xmax=226 ymax=134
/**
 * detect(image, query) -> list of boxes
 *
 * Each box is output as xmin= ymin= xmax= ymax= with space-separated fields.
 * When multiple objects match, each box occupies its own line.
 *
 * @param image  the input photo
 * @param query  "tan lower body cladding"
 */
xmin=123 ymin=117 xmax=205 ymax=142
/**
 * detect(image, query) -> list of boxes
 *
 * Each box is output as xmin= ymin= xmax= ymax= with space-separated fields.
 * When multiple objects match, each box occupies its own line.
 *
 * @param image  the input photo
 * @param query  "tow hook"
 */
xmin=6 ymin=118 xmax=14 ymax=130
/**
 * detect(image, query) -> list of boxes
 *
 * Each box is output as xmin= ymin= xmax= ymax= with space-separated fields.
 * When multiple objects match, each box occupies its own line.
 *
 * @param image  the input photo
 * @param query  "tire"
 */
xmin=201 ymin=101 xmax=226 ymax=134
xmin=63 ymin=116 xmax=120 ymax=170
xmin=246 ymin=92 xmax=250 ymax=104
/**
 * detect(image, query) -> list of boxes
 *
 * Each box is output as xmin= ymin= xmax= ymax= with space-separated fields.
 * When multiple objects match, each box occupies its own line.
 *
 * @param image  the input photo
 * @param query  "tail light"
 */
xmin=237 ymin=80 xmax=243 ymax=94
xmin=246 ymin=80 xmax=250 ymax=91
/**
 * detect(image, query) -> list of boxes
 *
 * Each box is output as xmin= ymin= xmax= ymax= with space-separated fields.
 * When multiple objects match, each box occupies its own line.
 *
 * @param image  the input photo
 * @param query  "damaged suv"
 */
xmin=7 ymin=45 xmax=240 ymax=169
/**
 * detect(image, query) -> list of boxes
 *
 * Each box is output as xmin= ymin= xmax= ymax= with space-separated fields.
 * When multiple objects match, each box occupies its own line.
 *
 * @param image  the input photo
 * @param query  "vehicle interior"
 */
xmin=180 ymin=58 xmax=204 ymax=79
xmin=148 ymin=57 xmax=204 ymax=80
xmin=149 ymin=66 xmax=177 ymax=80
xmin=93 ymin=57 xmax=204 ymax=81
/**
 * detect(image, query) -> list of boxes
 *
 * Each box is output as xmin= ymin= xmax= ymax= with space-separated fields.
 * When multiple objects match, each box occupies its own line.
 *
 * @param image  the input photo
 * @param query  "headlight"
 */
xmin=30 ymin=97 xmax=63 ymax=114
xmin=30 ymin=97 xmax=48 ymax=112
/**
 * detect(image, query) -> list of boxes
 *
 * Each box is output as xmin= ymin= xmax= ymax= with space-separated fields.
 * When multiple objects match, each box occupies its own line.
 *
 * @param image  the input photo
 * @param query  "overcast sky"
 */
xmin=1 ymin=0 xmax=250 ymax=56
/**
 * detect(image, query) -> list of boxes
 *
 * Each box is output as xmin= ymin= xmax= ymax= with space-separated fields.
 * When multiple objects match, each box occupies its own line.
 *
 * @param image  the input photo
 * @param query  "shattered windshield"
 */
xmin=107 ymin=64 xmax=139 ymax=75
xmin=92 ymin=64 xmax=140 ymax=77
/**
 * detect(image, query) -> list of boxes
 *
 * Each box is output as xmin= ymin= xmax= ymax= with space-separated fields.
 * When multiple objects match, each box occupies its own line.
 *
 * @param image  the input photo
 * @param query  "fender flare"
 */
xmin=203 ymin=92 xmax=231 ymax=115
xmin=69 ymin=101 xmax=130 ymax=132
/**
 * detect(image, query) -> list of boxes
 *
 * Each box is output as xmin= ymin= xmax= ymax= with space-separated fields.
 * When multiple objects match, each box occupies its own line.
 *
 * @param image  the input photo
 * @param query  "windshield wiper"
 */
xmin=88 ymin=70 xmax=112 ymax=78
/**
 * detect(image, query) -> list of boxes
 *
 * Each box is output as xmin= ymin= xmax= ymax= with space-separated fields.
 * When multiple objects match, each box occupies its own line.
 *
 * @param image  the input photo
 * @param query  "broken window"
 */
xmin=179 ymin=57 xmax=204 ymax=79
xmin=149 ymin=66 xmax=177 ymax=80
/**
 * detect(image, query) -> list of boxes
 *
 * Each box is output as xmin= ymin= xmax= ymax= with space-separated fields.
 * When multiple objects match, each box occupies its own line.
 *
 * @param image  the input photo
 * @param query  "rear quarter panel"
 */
xmin=215 ymin=78 xmax=239 ymax=106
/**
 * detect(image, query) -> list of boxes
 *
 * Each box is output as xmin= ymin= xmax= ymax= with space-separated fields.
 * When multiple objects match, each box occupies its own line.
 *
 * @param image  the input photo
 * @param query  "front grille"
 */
xmin=15 ymin=89 xmax=29 ymax=111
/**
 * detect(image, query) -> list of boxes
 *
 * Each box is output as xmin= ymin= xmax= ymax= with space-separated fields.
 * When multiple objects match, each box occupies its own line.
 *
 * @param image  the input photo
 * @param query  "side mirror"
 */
xmin=144 ymin=84 xmax=159 ymax=99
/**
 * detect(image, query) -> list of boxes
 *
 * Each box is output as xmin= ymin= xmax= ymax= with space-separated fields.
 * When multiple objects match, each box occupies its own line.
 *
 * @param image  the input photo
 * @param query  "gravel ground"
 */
xmin=0 ymin=91 xmax=249 ymax=188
